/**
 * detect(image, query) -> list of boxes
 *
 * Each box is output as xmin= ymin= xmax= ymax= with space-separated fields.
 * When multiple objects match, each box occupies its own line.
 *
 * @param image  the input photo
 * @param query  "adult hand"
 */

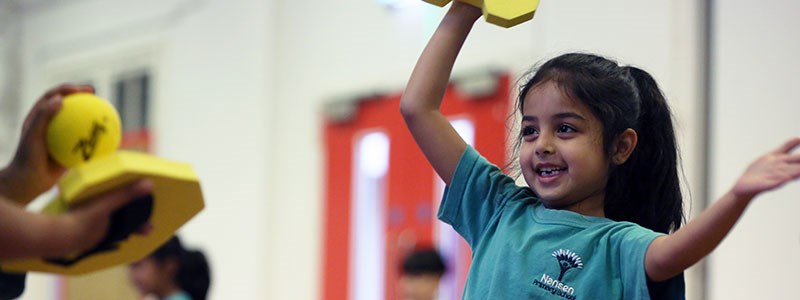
xmin=52 ymin=179 xmax=154 ymax=257
xmin=0 ymin=84 xmax=94 ymax=205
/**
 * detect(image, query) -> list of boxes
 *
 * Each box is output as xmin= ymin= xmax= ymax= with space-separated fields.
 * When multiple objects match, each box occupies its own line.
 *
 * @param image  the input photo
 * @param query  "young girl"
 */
xmin=399 ymin=2 xmax=800 ymax=299
xmin=129 ymin=236 xmax=210 ymax=300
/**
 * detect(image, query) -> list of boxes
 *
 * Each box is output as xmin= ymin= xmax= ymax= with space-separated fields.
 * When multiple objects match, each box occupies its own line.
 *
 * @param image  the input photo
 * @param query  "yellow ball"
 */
xmin=47 ymin=93 xmax=122 ymax=168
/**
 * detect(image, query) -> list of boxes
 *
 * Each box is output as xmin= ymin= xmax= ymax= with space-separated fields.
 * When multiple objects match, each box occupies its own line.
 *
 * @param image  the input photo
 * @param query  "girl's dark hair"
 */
xmin=151 ymin=236 xmax=211 ymax=300
xmin=514 ymin=53 xmax=684 ymax=234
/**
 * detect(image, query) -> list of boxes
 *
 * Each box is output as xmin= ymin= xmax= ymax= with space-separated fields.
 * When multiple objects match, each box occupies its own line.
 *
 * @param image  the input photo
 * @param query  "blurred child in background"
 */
xmin=129 ymin=236 xmax=210 ymax=300
xmin=399 ymin=248 xmax=447 ymax=300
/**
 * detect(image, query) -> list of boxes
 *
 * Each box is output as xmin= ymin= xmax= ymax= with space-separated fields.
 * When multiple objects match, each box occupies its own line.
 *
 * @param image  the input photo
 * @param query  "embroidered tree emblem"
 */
xmin=552 ymin=249 xmax=583 ymax=281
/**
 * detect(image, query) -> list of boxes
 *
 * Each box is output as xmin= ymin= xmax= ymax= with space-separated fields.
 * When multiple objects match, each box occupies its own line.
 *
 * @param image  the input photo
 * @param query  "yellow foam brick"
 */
xmin=2 ymin=151 xmax=204 ymax=275
xmin=422 ymin=0 xmax=540 ymax=28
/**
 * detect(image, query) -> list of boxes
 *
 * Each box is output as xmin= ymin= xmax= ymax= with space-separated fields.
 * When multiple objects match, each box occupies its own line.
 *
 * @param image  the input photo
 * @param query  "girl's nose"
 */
xmin=535 ymin=132 xmax=555 ymax=156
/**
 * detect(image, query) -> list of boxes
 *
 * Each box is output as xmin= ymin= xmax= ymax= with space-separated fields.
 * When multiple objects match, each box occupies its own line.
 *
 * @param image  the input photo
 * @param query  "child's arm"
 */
xmin=0 ymin=180 xmax=152 ymax=261
xmin=400 ymin=2 xmax=482 ymax=184
xmin=645 ymin=137 xmax=800 ymax=281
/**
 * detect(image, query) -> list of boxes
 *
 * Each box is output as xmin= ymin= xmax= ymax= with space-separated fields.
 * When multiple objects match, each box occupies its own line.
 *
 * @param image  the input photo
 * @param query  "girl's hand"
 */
xmin=446 ymin=1 xmax=483 ymax=23
xmin=0 ymin=84 xmax=95 ymax=205
xmin=732 ymin=137 xmax=800 ymax=200
xmin=646 ymin=137 xmax=800 ymax=281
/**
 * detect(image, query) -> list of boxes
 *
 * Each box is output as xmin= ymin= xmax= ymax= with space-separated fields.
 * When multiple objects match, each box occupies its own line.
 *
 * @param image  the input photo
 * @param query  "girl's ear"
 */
xmin=162 ymin=257 xmax=180 ymax=279
xmin=611 ymin=128 xmax=638 ymax=165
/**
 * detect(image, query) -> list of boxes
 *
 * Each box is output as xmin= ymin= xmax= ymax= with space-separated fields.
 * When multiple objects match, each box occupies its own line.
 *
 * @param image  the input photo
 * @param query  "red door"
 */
xmin=322 ymin=73 xmax=512 ymax=300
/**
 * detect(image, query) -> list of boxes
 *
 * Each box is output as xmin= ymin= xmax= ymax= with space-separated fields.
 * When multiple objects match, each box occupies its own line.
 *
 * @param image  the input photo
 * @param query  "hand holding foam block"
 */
xmin=2 ymin=93 xmax=205 ymax=275
xmin=423 ymin=0 xmax=540 ymax=28
xmin=1 ymin=151 xmax=204 ymax=275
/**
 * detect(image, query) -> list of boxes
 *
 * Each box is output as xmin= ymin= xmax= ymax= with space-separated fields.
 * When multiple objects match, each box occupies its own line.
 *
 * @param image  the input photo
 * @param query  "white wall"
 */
xmin=157 ymin=1 xmax=274 ymax=298
xmin=708 ymin=0 xmax=800 ymax=299
xmin=1 ymin=0 xmax=722 ymax=299
xmin=0 ymin=1 xmax=23 ymax=163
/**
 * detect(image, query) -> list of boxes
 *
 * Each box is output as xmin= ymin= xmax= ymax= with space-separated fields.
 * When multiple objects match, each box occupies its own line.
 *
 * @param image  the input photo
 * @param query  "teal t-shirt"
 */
xmin=164 ymin=291 xmax=192 ymax=300
xmin=439 ymin=146 xmax=684 ymax=299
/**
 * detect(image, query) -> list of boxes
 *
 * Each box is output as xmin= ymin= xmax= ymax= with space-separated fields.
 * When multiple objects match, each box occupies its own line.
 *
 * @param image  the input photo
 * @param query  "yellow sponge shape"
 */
xmin=1 ymin=151 xmax=204 ymax=275
xmin=422 ymin=0 xmax=540 ymax=28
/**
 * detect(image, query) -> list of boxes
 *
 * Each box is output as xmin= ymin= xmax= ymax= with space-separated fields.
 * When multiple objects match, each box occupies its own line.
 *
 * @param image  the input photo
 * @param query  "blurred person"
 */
xmin=129 ymin=235 xmax=210 ymax=300
xmin=399 ymin=248 xmax=447 ymax=300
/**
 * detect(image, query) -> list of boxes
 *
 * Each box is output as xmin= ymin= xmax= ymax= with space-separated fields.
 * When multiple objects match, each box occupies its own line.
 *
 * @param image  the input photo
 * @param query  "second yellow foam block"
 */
xmin=424 ymin=0 xmax=540 ymax=28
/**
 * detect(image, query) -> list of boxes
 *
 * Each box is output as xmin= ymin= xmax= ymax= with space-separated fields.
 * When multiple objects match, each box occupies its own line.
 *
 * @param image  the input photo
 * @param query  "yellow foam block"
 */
xmin=423 ymin=0 xmax=540 ymax=28
xmin=2 ymin=151 xmax=204 ymax=275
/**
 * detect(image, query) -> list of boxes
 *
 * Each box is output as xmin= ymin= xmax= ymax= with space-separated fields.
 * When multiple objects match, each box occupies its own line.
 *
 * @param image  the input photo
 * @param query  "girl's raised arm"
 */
xmin=645 ymin=137 xmax=800 ymax=281
xmin=400 ymin=2 xmax=482 ymax=185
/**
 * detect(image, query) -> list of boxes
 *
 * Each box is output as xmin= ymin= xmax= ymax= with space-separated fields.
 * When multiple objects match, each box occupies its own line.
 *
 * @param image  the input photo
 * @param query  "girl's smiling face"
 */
xmin=519 ymin=81 xmax=611 ymax=217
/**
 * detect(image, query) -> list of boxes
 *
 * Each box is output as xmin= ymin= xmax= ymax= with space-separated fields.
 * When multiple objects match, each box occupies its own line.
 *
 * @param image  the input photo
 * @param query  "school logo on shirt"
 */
xmin=532 ymin=249 xmax=583 ymax=299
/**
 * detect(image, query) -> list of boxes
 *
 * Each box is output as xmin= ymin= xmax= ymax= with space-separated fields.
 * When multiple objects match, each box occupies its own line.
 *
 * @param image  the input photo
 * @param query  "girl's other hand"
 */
xmin=732 ymin=137 xmax=800 ymax=200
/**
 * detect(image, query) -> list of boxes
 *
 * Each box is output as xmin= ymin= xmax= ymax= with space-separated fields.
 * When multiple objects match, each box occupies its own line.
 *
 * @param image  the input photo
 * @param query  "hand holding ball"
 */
xmin=46 ymin=93 xmax=122 ymax=167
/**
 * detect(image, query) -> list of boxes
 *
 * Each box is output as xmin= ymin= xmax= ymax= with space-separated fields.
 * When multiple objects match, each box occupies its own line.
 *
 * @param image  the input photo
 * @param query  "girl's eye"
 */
xmin=557 ymin=124 xmax=576 ymax=133
xmin=521 ymin=126 xmax=538 ymax=137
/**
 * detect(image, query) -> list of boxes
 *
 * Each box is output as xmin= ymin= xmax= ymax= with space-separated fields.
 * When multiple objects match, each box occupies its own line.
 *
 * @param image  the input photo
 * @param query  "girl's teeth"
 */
xmin=538 ymin=168 xmax=565 ymax=176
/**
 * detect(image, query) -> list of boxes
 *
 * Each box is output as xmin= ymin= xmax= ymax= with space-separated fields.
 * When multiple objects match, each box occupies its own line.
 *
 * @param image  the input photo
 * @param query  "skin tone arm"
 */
xmin=399 ymin=1 xmax=482 ymax=185
xmin=645 ymin=137 xmax=800 ymax=281
xmin=0 ymin=84 xmax=153 ymax=261
xmin=0 ymin=180 xmax=152 ymax=260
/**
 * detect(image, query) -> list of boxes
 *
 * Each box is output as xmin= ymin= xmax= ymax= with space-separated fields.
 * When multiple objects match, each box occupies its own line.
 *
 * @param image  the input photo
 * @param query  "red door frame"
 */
xmin=322 ymin=73 xmax=512 ymax=300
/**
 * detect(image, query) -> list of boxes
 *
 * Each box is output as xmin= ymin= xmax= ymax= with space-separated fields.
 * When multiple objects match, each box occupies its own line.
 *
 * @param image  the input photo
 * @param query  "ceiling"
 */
xmin=0 ymin=0 xmax=63 ymax=13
